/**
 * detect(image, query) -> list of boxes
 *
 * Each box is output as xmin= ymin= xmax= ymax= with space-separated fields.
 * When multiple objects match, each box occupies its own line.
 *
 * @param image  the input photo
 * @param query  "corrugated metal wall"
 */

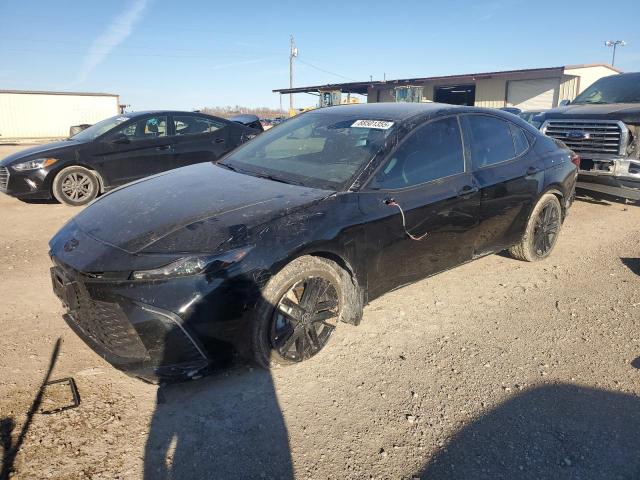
xmin=558 ymin=75 xmax=579 ymax=102
xmin=0 ymin=93 xmax=119 ymax=138
xmin=475 ymin=79 xmax=506 ymax=108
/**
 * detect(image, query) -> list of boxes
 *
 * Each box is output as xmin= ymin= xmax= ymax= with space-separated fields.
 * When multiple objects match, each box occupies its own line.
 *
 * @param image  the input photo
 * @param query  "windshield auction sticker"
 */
xmin=351 ymin=119 xmax=394 ymax=130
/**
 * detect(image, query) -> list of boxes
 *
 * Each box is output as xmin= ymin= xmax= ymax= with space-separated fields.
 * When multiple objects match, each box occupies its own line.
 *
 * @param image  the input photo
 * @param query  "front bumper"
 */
xmin=576 ymin=156 xmax=640 ymax=200
xmin=0 ymin=165 xmax=53 ymax=200
xmin=51 ymin=260 xmax=212 ymax=382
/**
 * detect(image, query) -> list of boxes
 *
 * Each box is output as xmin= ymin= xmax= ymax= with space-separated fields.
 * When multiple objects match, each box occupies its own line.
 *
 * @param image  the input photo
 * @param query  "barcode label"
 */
xmin=351 ymin=119 xmax=394 ymax=130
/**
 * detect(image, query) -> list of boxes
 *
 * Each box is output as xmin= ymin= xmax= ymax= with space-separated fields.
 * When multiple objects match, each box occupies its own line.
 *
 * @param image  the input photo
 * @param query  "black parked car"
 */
xmin=0 ymin=111 xmax=260 ymax=206
xmin=49 ymin=103 xmax=577 ymax=381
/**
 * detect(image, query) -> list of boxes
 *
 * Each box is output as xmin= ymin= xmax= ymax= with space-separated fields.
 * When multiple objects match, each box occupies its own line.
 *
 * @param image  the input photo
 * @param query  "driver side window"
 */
xmin=371 ymin=116 xmax=465 ymax=189
xmin=116 ymin=116 xmax=167 ymax=139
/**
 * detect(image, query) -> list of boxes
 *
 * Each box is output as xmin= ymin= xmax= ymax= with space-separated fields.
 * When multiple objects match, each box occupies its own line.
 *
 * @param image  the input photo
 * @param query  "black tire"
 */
xmin=509 ymin=193 xmax=562 ymax=262
xmin=52 ymin=166 xmax=100 ymax=206
xmin=251 ymin=256 xmax=354 ymax=368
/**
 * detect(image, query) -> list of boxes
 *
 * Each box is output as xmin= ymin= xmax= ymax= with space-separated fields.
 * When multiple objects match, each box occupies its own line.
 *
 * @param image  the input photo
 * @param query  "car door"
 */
xmin=358 ymin=116 xmax=481 ymax=299
xmin=170 ymin=114 xmax=233 ymax=168
xmin=97 ymin=115 xmax=175 ymax=186
xmin=461 ymin=114 xmax=544 ymax=255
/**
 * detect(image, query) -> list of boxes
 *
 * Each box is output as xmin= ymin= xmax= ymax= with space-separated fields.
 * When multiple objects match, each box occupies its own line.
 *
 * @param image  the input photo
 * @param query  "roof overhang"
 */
xmin=273 ymin=66 xmax=567 ymax=95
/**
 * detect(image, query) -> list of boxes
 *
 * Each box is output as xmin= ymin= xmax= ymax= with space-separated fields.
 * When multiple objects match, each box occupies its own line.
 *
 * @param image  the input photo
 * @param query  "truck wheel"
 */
xmin=52 ymin=166 xmax=99 ymax=206
xmin=509 ymin=193 xmax=562 ymax=262
xmin=251 ymin=256 xmax=353 ymax=368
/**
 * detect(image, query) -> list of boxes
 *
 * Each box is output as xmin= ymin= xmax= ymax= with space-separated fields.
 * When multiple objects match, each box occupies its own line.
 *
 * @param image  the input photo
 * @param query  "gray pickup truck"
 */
xmin=537 ymin=72 xmax=640 ymax=201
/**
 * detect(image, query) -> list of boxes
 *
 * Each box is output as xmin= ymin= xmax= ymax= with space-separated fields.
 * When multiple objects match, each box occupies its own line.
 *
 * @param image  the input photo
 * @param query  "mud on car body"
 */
xmin=49 ymin=103 xmax=577 ymax=382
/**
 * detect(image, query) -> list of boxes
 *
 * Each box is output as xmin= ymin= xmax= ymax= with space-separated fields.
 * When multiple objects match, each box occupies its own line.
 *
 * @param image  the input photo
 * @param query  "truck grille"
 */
xmin=0 ymin=166 xmax=8 ymax=190
xmin=542 ymin=119 xmax=628 ymax=157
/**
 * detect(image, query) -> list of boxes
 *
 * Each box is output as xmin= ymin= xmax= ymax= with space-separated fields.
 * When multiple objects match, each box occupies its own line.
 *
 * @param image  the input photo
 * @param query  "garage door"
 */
xmin=507 ymin=78 xmax=560 ymax=110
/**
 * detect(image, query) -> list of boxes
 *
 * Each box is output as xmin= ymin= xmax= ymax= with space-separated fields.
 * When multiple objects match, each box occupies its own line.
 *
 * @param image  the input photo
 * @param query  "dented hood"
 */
xmin=70 ymin=162 xmax=331 ymax=255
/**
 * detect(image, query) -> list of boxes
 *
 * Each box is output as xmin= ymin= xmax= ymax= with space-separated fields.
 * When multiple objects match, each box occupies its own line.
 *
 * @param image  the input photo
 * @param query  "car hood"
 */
xmin=0 ymin=139 xmax=82 ymax=166
xmin=65 ymin=162 xmax=332 ymax=256
xmin=540 ymin=103 xmax=640 ymax=124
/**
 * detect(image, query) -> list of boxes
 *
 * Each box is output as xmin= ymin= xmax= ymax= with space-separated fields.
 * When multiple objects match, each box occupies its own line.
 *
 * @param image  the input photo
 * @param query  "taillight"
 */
xmin=571 ymin=154 xmax=581 ymax=169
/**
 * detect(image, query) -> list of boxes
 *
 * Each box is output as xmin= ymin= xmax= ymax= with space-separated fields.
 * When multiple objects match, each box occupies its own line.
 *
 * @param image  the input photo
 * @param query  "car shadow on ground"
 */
xmin=416 ymin=384 xmax=640 ymax=479
xmin=620 ymin=257 xmax=640 ymax=276
xmin=143 ymin=366 xmax=292 ymax=480
xmin=575 ymin=190 xmax=637 ymax=207
xmin=143 ymin=276 xmax=293 ymax=480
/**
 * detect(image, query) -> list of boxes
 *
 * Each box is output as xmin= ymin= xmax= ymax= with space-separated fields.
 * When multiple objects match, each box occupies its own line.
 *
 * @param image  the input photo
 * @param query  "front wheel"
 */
xmin=251 ymin=256 xmax=350 ymax=368
xmin=52 ymin=166 xmax=100 ymax=206
xmin=508 ymin=193 xmax=562 ymax=262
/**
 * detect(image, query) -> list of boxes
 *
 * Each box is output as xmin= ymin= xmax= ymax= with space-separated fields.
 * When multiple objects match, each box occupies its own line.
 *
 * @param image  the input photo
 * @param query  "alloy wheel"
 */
xmin=271 ymin=276 xmax=340 ymax=362
xmin=533 ymin=201 xmax=560 ymax=256
xmin=61 ymin=172 xmax=94 ymax=202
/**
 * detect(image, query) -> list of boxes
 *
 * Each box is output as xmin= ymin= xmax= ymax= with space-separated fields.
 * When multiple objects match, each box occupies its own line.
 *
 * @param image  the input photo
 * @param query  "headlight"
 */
xmin=131 ymin=247 xmax=251 ymax=280
xmin=12 ymin=158 xmax=58 ymax=171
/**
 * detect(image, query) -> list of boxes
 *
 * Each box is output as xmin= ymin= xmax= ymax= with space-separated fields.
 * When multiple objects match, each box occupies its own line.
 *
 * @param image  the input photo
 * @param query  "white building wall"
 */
xmin=564 ymin=65 xmax=620 ymax=94
xmin=0 ymin=92 xmax=119 ymax=139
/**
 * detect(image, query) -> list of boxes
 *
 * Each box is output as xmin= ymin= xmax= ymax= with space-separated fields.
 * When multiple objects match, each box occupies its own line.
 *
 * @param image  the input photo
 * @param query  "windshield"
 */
xmin=70 ymin=115 xmax=131 ymax=141
xmin=572 ymin=74 xmax=640 ymax=105
xmin=221 ymin=111 xmax=397 ymax=190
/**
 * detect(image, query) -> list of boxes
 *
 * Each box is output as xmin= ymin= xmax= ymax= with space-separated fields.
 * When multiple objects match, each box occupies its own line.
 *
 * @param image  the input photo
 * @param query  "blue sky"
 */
xmin=1 ymin=0 xmax=639 ymax=111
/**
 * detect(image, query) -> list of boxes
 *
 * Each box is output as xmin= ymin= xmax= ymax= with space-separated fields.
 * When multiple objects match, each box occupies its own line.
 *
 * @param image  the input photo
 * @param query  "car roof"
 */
xmin=308 ymin=102 xmax=458 ymax=121
xmin=122 ymin=110 xmax=219 ymax=118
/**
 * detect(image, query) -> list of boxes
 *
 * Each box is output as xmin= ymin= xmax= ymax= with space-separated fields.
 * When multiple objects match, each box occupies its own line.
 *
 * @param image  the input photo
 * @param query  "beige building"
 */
xmin=275 ymin=64 xmax=620 ymax=111
xmin=0 ymin=90 xmax=120 ymax=140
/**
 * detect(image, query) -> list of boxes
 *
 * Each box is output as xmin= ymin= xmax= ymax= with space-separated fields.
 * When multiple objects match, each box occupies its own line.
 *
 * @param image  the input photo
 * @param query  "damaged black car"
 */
xmin=49 ymin=103 xmax=577 ymax=381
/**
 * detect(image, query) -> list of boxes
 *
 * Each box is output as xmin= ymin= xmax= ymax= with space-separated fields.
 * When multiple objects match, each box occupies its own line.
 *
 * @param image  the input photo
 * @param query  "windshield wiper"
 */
xmin=251 ymin=171 xmax=303 ymax=186
xmin=217 ymin=162 xmax=239 ymax=172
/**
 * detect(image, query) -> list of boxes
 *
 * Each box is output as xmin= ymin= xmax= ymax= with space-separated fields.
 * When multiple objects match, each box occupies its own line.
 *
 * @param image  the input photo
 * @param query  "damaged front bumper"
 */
xmin=50 ymin=259 xmax=211 ymax=382
xmin=577 ymin=156 xmax=640 ymax=201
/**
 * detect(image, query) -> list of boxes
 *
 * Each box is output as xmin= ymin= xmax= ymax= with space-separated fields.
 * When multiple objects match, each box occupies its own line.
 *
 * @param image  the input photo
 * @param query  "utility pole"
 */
xmin=289 ymin=35 xmax=298 ymax=112
xmin=605 ymin=40 xmax=626 ymax=66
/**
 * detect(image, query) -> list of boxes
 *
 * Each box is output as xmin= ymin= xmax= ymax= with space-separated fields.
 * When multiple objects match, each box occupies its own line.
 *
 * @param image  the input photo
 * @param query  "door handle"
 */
xmin=156 ymin=145 xmax=172 ymax=151
xmin=526 ymin=166 xmax=541 ymax=176
xmin=458 ymin=185 xmax=479 ymax=196
xmin=213 ymin=138 xmax=225 ymax=144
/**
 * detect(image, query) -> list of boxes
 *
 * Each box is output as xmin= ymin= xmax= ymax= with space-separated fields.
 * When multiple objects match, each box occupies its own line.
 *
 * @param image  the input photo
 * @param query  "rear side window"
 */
xmin=116 ymin=116 xmax=168 ymax=139
xmin=173 ymin=115 xmax=225 ymax=136
xmin=371 ymin=116 xmax=464 ymax=189
xmin=510 ymin=123 xmax=530 ymax=155
xmin=465 ymin=115 xmax=516 ymax=168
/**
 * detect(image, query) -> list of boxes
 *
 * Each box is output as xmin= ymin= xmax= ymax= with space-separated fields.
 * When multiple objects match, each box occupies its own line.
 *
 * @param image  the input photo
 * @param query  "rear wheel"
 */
xmin=509 ymin=193 xmax=562 ymax=262
xmin=252 ymin=256 xmax=349 ymax=367
xmin=52 ymin=166 xmax=99 ymax=206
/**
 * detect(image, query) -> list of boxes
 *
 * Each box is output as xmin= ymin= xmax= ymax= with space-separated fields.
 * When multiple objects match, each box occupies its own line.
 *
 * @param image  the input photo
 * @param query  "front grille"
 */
xmin=69 ymin=293 xmax=149 ymax=360
xmin=542 ymin=119 xmax=628 ymax=157
xmin=0 ymin=167 xmax=8 ymax=190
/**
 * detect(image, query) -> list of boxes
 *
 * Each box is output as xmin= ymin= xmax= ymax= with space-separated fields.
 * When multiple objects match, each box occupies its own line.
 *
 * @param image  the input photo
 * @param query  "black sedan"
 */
xmin=49 ymin=103 xmax=578 ymax=381
xmin=0 ymin=110 xmax=260 ymax=206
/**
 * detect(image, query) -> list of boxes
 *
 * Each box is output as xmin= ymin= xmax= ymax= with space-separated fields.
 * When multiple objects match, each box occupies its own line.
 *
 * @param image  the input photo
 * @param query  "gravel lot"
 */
xmin=1 ymin=144 xmax=639 ymax=479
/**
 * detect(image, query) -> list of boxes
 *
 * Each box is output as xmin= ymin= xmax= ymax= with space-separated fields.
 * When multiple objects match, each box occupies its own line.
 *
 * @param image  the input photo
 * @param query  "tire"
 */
xmin=251 ymin=255 xmax=353 ymax=368
xmin=508 ymin=193 xmax=562 ymax=262
xmin=52 ymin=166 xmax=100 ymax=206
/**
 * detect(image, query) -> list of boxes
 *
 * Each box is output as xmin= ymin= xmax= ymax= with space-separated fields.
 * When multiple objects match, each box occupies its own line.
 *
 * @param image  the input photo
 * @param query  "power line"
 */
xmin=296 ymin=58 xmax=356 ymax=82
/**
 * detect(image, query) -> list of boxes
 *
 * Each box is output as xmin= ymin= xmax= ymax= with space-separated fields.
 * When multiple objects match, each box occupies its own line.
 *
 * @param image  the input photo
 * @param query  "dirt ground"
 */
xmin=1 ymin=143 xmax=639 ymax=479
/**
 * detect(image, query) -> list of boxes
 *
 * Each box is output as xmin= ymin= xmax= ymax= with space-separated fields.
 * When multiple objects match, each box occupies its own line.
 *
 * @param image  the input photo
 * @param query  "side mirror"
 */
xmin=110 ymin=133 xmax=130 ymax=144
xmin=559 ymin=99 xmax=571 ymax=107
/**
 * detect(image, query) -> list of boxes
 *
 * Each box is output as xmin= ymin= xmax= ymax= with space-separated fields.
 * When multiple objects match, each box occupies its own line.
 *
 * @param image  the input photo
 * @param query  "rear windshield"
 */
xmin=220 ymin=111 xmax=396 ymax=190
xmin=572 ymin=75 xmax=640 ymax=105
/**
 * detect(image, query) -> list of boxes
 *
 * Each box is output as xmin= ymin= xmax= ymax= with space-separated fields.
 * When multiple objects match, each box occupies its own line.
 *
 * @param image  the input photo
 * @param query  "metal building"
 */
xmin=0 ymin=90 xmax=120 ymax=140
xmin=274 ymin=64 xmax=620 ymax=111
